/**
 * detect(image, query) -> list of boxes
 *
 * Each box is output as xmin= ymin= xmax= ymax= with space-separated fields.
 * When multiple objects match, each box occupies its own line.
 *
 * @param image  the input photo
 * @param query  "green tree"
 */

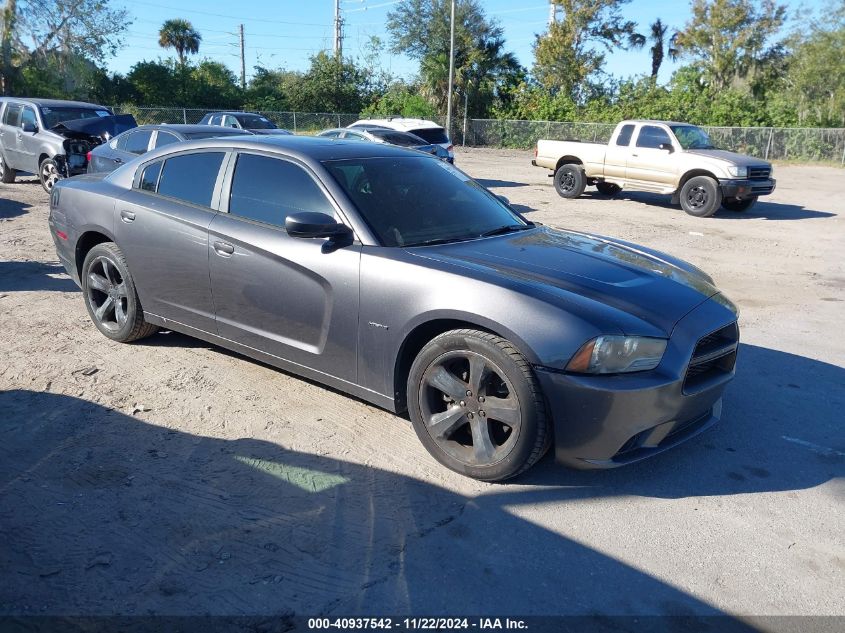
xmin=630 ymin=19 xmax=679 ymax=78
xmin=674 ymin=0 xmax=786 ymax=91
xmin=361 ymin=83 xmax=437 ymax=118
xmin=187 ymin=60 xmax=240 ymax=108
xmin=286 ymin=52 xmax=368 ymax=113
xmin=532 ymin=0 xmax=640 ymax=100
xmin=387 ymin=0 xmax=522 ymax=115
xmin=158 ymin=18 xmax=201 ymax=66
xmin=126 ymin=59 xmax=178 ymax=106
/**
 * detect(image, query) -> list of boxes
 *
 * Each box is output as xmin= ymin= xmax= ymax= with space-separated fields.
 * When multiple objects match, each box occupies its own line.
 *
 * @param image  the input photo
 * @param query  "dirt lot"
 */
xmin=1 ymin=149 xmax=843 ymax=625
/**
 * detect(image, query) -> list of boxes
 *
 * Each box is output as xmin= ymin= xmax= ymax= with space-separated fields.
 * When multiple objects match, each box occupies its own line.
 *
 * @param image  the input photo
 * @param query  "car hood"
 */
xmin=408 ymin=226 xmax=719 ymax=335
xmin=51 ymin=114 xmax=138 ymax=141
xmin=685 ymin=148 xmax=767 ymax=167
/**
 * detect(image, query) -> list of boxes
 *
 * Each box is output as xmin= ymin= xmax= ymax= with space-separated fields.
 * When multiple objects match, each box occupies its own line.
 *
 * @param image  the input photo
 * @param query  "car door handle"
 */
xmin=120 ymin=210 xmax=136 ymax=223
xmin=213 ymin=241 xmax=235 ymax=256
xmin=114 ymin=157 xmax=124 ymax=164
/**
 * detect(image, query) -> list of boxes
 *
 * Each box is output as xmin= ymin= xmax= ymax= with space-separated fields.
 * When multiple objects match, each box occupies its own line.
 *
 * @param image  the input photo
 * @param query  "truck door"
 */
xmin=603 ymin=123 xmax=635 ymax=182
xmin=625 ymin=124 xmax=678 ymax=191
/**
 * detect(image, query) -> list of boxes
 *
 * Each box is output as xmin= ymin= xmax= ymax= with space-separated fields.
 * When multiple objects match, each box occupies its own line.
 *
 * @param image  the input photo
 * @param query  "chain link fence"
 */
xmin=113 ymin=107 xmax=845 ymax=163
xmin=464 ymin=119 xmax=845 ymax=164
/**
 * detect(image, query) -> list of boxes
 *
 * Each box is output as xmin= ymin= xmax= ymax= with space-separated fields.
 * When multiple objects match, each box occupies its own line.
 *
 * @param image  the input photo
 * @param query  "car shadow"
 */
xmin=0 ymin=197 xmax=32 ymax=220
xmin=0 ymin=389 xmax=761 ymax=627
xmin=0 ymin=261 xmax=78 ymax=292
xmin=476 ymin=178 xmax=529 ymax=189
xmin=509 ymin=343 xmax=843 ymax=500
xmin=579 ymin=191 xmax=835 ymax=220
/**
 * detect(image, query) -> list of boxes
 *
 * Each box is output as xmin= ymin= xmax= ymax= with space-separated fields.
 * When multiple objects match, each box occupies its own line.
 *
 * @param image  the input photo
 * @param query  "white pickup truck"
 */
xmin=532 ymin=120 xmax=776 ymax=217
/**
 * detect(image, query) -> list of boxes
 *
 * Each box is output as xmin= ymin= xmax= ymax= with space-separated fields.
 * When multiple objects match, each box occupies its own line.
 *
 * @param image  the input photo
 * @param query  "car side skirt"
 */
xmin=144 ymin=312 xmax=398 ymax=413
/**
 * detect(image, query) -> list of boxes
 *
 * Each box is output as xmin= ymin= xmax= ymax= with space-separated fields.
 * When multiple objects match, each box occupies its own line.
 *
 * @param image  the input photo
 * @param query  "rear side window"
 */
xmin=409 ymin=127 xmax=449 ymax=144
xmin=636 ymin=125 xmax=672 ymax=149
xmin=228 ymin=153 xmax=335 ymax=227
xmin=3 ymin=103 xmax=22 ymax=127
xmin=125 ymin=130 xmax=153 ymax=155
xmin=157 ymin=152 xmax=226 ymax=207
xmin=616 ymin=124 xmax=635 ymax=146
xmin=140 ymin=161 xmax=162 ymax=191
xmin=154 ymin=131 xmax=179 ymax=148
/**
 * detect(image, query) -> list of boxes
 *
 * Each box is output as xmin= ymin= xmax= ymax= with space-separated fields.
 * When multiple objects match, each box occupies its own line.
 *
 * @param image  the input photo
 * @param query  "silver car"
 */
xmin=0 ymin=97 xmax=136 ymax=192
xmin=48 ymin=135 xmax=739 ymax=481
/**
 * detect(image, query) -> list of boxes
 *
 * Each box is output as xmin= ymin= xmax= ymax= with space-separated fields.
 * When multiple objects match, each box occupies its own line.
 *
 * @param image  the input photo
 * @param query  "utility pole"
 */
xmin=548 ymin=0 xmax=558 ymax=27
xmin=333 ymin=0 xmax=343 ymax=59
xmin=445 ymin=0 xmax=456 ymax=137
xmin=239 ymin=24 xmax=246 ymax=90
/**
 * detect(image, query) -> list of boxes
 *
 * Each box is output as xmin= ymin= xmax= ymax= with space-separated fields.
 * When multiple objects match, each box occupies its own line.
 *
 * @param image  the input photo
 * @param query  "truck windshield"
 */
xmin=670 ymin=125 xmax=716 ymax=150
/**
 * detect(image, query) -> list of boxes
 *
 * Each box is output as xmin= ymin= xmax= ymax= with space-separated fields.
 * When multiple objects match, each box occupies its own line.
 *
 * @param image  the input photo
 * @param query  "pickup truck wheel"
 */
xmin=39 ymin=158 xmax=62 ymax=193
xmin=680 ymin=176 xmax=722 ymax=217
xmin=722 ymin=196 xmax=757 ymax=212
xmin=554 ymin=164 xmax=586 ymax=199
xmin=596 ymin=182 xmax=621 ymax=196
xmin=0 ymin=155 xmax=16 ymax=183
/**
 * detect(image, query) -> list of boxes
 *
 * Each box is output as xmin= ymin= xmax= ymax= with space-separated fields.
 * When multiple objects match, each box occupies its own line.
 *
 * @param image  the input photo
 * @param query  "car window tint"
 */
xmin=139 ymin=161 xmax=162 ymax=192
xmin=343 ymin=131 xmax=366 ymax=140
xmin=223 ymin=115 xmax=239 ymax=128
xmin=616 ymin=124 xmax=635 ymax=146
xmin=409 ymin=127 xmax=449 ymax=144
xmin=154 ymin=131 xmax=180 ymax=148
xmin=320 ymin=130 xmax=341 ymax=138
xmin=229 ymin=153 xmax=335 ymax=227
xmin=125 ymin=130 xmax=153 ymax=155
xmin=157 ymin=152 xmax=226 ymax=207
xmin=21 ymin=107 xmax=37 ymax=129
xmin=114 ymin=132 xmax=129 ymax=150
xmin=3 ymin=104 xmax=22 ymax=127
xmin=636 ymin=125 xmax=672 ymax=149
xmin=371 ymin=130 xmax=421 ymax=146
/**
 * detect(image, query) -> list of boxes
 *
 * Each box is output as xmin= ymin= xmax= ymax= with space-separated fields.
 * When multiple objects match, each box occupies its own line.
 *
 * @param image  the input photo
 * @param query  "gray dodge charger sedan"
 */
xmin=48 ymin=136 xmax=739 ymax=481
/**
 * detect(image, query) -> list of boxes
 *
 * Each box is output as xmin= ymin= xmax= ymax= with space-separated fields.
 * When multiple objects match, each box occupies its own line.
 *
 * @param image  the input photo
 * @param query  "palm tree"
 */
xmin=158 ymin=18 xmax=201 ymax=66
xmin=630 ymin=19 xmax=679 ymax=78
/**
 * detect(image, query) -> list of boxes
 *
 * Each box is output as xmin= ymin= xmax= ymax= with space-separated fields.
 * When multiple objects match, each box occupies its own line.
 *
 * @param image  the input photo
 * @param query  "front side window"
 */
xmin=21 ymin=107 xmax=38 ymax=129
xmin=616 ymin=124 xmax=635 ymax=146
xmin=125 ymin=130 xmax=153 ymax=155
xmin=157 ymin=152 xmax=226 ymax=207
xmin=636 ymin=125 xmax=672 ymax=149
xmin=222 ymin=115 xmax=240 ymax=129
xmin=323 ymin=156 xmax=528 ymax=247
xmin=228 ymin=153 xmax=335 ymax=227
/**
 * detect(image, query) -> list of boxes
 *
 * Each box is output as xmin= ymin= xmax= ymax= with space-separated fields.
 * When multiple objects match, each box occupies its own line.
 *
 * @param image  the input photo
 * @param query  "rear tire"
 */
xmin=680 ymin=175 xmax=722 ymax=217
xmin=81 ymin=242 xmax=158 ymax=343
xmin=553 ymin=164 xmax=586 ymax=199
xmin=407 ymin=329 xmax=550 ymax=481
xmin=596 ymin=182 xmax=621 ymax=196
xmin=722 ymin=196 xmax=757 ymax=212
xmin=0 ymin=155 xmax=16 ymax=183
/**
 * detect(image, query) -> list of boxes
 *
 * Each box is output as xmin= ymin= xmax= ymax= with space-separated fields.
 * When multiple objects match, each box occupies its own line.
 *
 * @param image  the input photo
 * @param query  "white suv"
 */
xmin=350 ymin=117 xmax=453 ymax=162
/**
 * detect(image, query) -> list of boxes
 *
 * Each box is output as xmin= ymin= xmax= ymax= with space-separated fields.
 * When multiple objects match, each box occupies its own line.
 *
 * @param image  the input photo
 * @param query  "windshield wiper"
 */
xmin=480 ymin=224 xmax=533 ymax=238
xmin=405 ymin=236 xmax=470 ymax=247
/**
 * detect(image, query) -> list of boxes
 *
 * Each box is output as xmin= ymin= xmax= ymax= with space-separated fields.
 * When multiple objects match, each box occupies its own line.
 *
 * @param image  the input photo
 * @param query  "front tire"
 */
xmin=553 ymin=164 xmax=586 ymax=199
xmin=81 ymin=243 xmax=158 ymax=343
xmin=680 ymin=175 xmax=722 ymax=217
xmin=0 ymin=155 xmax=16 ymax=183
xmin=407 ymin=329 xmax=550 ymax=481
xmin=39 ymin=157 xmax=62 ymax=193
xmin=722 ymin=196 xmax=757 ymax=212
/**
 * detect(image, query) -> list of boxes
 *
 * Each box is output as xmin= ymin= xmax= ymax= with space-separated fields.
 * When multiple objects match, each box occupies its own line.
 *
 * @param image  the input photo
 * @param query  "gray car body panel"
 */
xmin=49 ymin=135 xmax=738 ymax=467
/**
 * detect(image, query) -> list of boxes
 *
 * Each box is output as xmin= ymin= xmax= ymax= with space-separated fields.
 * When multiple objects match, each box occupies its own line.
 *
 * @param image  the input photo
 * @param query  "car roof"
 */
xmin=0 ymin=97 xmax=109 ymax=109
xmin=622 ymin=119 xmax=694 ymax=127
xmin=352 ymin=117 xmax=445 ymax=131
xmin=131 ymin=124 xmax=246 ymax=135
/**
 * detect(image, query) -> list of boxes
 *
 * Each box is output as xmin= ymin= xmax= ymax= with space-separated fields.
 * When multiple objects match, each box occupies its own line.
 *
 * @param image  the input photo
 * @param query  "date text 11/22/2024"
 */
xmin=307 ymin=618 xmax=528 ymax=630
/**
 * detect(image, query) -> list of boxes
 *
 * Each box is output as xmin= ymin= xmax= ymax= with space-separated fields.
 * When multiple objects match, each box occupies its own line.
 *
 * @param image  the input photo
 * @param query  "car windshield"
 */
xmin=184 ymin=129 xmax=244 ymax=139
xmin=322 ymin=156 xmax=530 ymax=247
xmin=670 ymin=125 xmax=716 ymax=150
xmin=40 ymin=106 xmax=111 ymax=129
xmin=237 ymin=114 xmax=277 ymax=130
xmin=368 ymin=129 xmax=427 ymax=147
xmin=409 ymin=127 xmax=449 ymax=144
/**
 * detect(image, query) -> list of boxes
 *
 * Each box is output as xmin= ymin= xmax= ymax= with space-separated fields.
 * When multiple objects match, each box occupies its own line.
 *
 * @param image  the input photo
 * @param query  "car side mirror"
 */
xmin=21 ymin=121 xmax=38 ymax=133
xmin=659 ymin=143 xmax=674 ymax=153
xmin=285 ymin=212 xmax=352 ymax=240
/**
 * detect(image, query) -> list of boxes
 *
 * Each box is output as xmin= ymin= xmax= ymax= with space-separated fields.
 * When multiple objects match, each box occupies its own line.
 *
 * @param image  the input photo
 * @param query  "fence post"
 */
xmin=547 ymin=121 xmax=551 ymax=138
xmin=337 ymin=114 xmax=341 ymax=127
xmin=765 ymin=128 xmax=774 ymax=160
xmin=182 ymin=109 xmax=187 ymax=124
xmin=293 ymin=112 xmax=297 ymax=134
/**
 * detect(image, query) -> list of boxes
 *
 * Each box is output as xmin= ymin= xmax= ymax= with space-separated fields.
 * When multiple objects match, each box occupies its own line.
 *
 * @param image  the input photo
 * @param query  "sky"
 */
xmin=110 ymin=0 xmax=821 ymax=87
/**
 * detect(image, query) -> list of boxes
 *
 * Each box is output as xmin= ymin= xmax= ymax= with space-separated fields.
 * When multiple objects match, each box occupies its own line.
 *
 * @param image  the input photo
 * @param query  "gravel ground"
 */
xmin=0 ymin=148 xmax=843 ymax=625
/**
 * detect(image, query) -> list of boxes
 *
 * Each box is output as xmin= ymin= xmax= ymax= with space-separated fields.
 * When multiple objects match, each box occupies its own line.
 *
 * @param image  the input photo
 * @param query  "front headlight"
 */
xmin=727 ymin=165 xmax=747 ymax=178
xmin=566 ymin=336 xmax=668 ymax=374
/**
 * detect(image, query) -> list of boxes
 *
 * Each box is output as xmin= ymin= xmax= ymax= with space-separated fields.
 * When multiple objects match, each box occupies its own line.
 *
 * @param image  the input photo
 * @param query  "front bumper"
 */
xmin=719 ymin=178 xmax=776 ymax=198
xmin=536 ymin=298 xmax=738 ymax=469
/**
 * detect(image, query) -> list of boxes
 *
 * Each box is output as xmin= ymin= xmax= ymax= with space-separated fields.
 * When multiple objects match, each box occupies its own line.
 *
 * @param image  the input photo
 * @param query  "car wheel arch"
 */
xmin=391 ymin=315 xmax=540 ymax=413
xmin=75 ymin=230 xmax=115 ymax=280
xmin=677 ymin=168 xmax=719 ymax=194
xmin=555 ymin=156 xmax=583 ymax=172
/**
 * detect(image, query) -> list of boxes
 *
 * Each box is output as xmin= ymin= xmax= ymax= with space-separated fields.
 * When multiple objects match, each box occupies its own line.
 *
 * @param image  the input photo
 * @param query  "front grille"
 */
xmin=684 ymin=322 xmax=739 ymax=393
xmin=747 ymin=165 xmax=771 ymax=180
